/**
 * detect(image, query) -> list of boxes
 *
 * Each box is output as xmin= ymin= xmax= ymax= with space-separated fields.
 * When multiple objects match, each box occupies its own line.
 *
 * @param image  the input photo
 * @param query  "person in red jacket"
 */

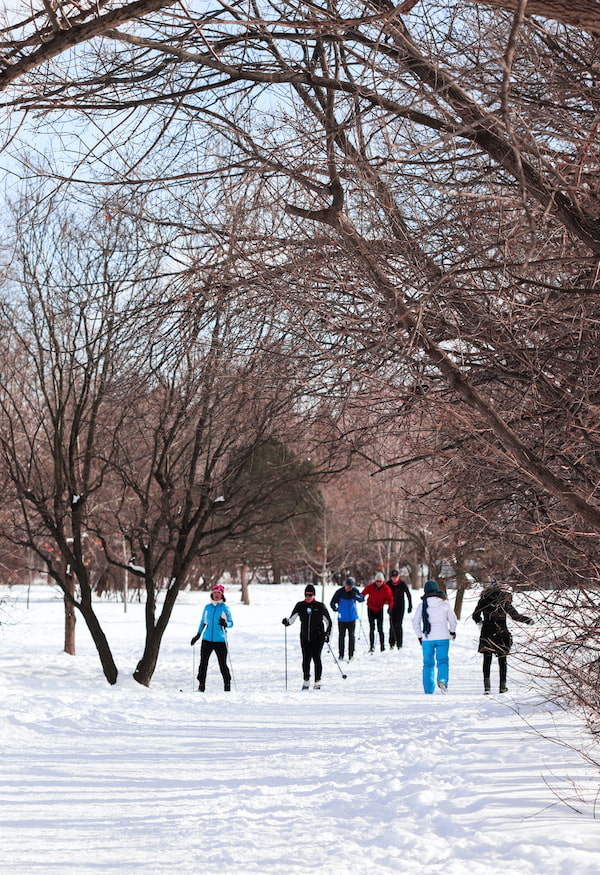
xmin=362 ymin=572 xmax=394 ymax=652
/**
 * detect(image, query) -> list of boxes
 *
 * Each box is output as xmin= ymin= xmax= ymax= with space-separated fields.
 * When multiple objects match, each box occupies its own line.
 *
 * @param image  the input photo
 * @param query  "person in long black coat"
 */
xmin=472 ymin=583 xmax=533 ymax=694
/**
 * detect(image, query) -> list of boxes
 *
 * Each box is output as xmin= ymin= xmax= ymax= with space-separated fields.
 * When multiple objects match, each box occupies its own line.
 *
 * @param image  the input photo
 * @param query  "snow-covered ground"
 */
xmin=0 ymin=583 xmax=598 ymax=874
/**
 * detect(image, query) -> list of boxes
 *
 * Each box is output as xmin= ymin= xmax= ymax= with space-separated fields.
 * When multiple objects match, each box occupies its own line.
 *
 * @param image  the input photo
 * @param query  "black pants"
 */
xmin=483 ymin=652 xmax=507 ymax=691
xmin=389 ymin=610 xmax=405 ymax=648
xmin=338 ymin=620 xmax=356 ymax=659
xmin=198 ymin=640 xmax=231 ymax=690
xmin=301 ymin=637 xmax=324 ymax=682
xmin=368 ymin=608 xmax=385 ymax=650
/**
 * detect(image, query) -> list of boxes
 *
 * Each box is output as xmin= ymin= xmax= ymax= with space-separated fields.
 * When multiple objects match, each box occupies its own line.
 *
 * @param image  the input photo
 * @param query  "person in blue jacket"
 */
xmin=330 ymin=577 xmax=364 ymax=661
xmin=190 ymin=583 xmax=233 ymax=691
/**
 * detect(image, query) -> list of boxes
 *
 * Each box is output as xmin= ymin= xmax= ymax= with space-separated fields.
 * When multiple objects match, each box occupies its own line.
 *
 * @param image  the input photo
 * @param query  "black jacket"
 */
xmin=387 ymin=579 xmax=412 ymax=615
xmin=473 ymin=588 xmax=532 ymax=655
xmin=288 ymin=600 xmax=332 ymax=642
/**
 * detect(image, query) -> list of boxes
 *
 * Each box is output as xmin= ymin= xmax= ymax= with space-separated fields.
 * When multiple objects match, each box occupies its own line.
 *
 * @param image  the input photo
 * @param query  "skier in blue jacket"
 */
xmin=330 ymin=577 xmax=364 ymax=661
xmin=191 ymin=584 xmax=233 ymax=691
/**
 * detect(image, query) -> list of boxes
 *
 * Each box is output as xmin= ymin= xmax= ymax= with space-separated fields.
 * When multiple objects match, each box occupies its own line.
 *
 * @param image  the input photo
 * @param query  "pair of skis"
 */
xmin=284 ymin=631 xmax=348 ymax=691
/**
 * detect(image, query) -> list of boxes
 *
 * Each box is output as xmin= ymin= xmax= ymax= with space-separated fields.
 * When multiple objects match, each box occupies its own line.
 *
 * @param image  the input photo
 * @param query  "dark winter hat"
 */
xmin=305 ymin=584 xmax=316 ymax=595
xmin=345 ymin=577 xmax=356 ymax=587
xmin=424 ymin=580 xmax=439 ymax=594
xmin=391 ymin=570 xmax=400 ymax=577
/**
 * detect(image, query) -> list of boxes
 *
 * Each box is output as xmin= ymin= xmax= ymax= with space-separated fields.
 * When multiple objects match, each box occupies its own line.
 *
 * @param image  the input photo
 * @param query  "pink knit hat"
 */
xmin=211 ymin=584 xmax=225 ymax=598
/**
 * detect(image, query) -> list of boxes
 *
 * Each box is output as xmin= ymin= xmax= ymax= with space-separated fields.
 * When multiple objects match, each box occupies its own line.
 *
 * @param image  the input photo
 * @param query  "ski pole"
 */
xmin=357 ymin=602 xmax=366 ymax=640
xmin=284 ymin=624 xmax=288 ymax=691
xmin=223 ymin=626 xmax=237 ymax=691
xmin=326 ymin=640 xmax=348 ymax=679
xmin=192 ymin=643 xmax=197 ymax=691
xmin=358 ymin=612 xmax=368 ymax=642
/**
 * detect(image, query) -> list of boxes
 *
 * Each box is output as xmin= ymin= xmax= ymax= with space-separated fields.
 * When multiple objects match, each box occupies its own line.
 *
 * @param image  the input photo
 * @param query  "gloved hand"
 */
xmin=324 ymin=633 xmax=329 ymax=643
xmin=408 ymin=607 xmax=412 ymax=614
xmin=418 ymin=638 xmax=422 ymax=646
xmin=219 ymin=617 xmax=227 ymax=628
xmin=525 ymin=617 xmax=534 ymax=625
xmin=282 ymin=618 xmax=290 ymax=626
xmin=190 ymin=634 xmax=200 ymax=646
xmin=451 ymin=632 xmax=457 ymax=639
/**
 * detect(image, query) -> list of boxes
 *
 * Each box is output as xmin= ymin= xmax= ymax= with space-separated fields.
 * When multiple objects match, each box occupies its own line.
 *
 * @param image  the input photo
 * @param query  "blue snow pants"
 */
xmin=421 ymin=639 xmax=450 ymax=694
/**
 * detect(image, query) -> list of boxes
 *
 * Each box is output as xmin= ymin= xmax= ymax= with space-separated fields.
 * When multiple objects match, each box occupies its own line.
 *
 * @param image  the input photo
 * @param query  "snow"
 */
xmin=1 ymin=584 xmax=599 ymax=874
xmin=128 ymin=563 xmax=145 ymax=575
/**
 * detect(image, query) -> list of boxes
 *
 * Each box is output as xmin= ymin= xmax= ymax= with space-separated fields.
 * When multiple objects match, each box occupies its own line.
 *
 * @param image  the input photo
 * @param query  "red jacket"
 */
xmin=362 ymin=582 xmax=393 ymax=613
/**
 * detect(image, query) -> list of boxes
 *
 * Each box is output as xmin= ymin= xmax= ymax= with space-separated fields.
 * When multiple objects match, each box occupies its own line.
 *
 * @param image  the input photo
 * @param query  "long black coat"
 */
xmin=472 ymin=588 xmax=532 ymax=656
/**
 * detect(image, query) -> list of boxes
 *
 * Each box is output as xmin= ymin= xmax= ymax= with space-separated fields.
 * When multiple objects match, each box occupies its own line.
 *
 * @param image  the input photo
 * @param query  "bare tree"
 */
xmin=3 ymin=1 xmax=600 ymax=722
xmin=31 ymin=2 xmax=594 ymax=534
xmin=104 ymin=276 xmax=349 ymax=684
xmin=0 ymin=191 xmax=167 ymax=682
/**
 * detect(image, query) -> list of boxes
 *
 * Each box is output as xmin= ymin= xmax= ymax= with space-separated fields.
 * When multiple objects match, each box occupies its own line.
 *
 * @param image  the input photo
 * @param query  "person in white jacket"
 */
xmin=412 ymin=580 xmax=457 ymax=694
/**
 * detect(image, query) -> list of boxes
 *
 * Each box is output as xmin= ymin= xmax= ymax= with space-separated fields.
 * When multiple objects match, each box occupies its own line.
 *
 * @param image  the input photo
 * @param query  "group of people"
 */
xmin=328 ymin=570 xmax=413 ymax=658
xmin=191 ymin=575 xmax=533 ymax=696
xmin=358 ymin=570 xmax=413 ymax=653
xmin=281 ymin=571 xmax=414 ymax=689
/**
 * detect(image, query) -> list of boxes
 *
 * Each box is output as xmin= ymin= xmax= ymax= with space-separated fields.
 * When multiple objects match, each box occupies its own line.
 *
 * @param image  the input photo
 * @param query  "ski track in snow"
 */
xmin=0 ymin=584 xmax=599 ymax=874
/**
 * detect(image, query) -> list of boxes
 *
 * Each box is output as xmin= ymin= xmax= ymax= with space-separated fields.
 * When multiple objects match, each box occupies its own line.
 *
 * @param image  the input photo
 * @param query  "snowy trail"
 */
xmin=1 ymin=584 xmax=599 ymax=874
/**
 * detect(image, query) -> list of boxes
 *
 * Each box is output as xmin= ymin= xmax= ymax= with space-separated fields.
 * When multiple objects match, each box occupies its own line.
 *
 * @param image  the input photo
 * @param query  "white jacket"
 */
xmin=412 ymin=595 xmax=457 ymax=641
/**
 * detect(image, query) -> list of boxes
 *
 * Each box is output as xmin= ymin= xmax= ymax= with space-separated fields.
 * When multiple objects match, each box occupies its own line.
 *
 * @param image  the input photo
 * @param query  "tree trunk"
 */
xmin=133 ymin=638 xmax=160 ymax=687
xmin=64 ymin=569 xmax=76 ymax=655
xmin=240 ymin=563 xmax=250 ymax=605
xmin=453 ymin=551 xmax=467 ymax=620
xmin=133 ymin=581 xmax=181 ymax=686
xmin=77 ymin=600 xmax=119 ymax=685
xmin=272 ymin=559 xmax=281 ymax=585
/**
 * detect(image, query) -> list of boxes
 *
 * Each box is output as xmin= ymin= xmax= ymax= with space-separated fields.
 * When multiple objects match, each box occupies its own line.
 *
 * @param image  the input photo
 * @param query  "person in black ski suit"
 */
xmin=282 ymin=584 xmax=332 ymax=689
xmin=472 ymin=582 xmax=533 ymax=694
xmin=387 ymin=570 xmax=412 ymax=649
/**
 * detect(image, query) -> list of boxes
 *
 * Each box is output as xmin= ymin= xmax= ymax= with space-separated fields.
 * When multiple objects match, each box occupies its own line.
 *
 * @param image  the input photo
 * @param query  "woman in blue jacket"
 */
xmin=330 ymin=577 xmax=364 ymax=661
xmin=191 ymin=584 xmax=233 ymax=691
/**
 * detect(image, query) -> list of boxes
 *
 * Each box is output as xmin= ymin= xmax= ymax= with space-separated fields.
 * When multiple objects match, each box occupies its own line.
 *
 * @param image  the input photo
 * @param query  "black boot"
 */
xmin=499 ymin=657 xmax=508 ymax=693
xmin=483 ymin=653 xmax=493 ymax=695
